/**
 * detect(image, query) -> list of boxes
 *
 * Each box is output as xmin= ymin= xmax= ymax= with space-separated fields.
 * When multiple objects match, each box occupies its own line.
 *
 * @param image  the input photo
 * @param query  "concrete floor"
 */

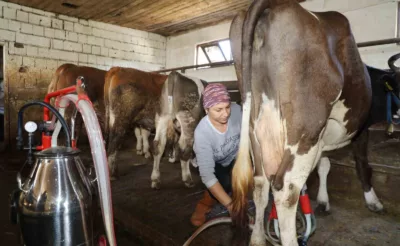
xmin=1 ymin=127 xmax=400 ymax=246
xmin=99 ymin=149 xmax=400 ymax=246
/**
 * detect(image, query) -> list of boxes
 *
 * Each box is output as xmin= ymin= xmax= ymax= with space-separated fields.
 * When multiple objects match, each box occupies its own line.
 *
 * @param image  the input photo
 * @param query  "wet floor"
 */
xmin=1 ymin=127 xmax=400 ymax=245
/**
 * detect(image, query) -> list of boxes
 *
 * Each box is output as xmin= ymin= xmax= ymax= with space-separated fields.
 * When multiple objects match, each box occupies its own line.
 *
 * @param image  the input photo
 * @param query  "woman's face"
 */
xmin=207 ymin=102 xmax=231 ymax=124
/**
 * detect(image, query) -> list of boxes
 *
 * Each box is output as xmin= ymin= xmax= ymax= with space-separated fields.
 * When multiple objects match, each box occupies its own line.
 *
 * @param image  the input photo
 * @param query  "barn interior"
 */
xmin=1 ymin=0 xmax=400 ymax=245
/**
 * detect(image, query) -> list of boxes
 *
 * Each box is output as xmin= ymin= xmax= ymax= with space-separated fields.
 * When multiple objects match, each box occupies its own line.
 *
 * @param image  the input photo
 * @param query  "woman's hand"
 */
xmin=225 ymin=202 xmax=233 ymax=215
xmin=209 ymin=182 xmax=233 ymax=215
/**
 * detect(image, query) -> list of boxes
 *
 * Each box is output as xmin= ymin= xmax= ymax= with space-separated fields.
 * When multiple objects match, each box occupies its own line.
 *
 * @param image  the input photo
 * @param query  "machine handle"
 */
xmin=16 ymin=172 xmax=29 ymax=193
xmin=16 ymin=160 xmax=37 ymax=193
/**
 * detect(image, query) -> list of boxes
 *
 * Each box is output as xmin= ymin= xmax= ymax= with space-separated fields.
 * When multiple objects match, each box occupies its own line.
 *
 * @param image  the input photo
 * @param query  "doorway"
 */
xmin=0 ymin=45 xmax=4 ymax=148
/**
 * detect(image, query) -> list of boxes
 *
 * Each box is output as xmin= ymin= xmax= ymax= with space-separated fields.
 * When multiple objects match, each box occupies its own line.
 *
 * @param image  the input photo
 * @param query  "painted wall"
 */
xmin=0 ymin=0 xmax=167 ymax=146
xmin=166 ymin=0 xmax=400 ymax=82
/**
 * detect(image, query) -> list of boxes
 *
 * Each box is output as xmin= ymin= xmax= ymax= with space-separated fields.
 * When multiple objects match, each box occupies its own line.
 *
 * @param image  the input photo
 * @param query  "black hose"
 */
xmin=16 ymin=101 xmax=71 ymax=149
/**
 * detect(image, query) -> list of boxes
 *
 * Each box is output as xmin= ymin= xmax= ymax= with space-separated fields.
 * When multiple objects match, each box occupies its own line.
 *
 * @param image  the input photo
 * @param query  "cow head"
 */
xmin=388 ymin=53 xmax=400 ymax=95
xmin=385 ymin=53 xmax=400 ymax=117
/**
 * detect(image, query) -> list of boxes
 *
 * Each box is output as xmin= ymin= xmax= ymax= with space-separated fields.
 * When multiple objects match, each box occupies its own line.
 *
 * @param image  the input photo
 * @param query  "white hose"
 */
xmin=71 ymin=108 xmax=79 ymax=142
xmin=273 ymin=219 xmax=280 ymax=239
xmin=52 ymin=107 xmax=65 ymax=147
xmin=303 ymin=214 xmax=312 ymax=240
xmin=183 ymin=217 xmax=232 ymax=246
xmin=55 ymin=95 xmax=117 ymax=246
xmin=182 ymin=216 xmax=283 ymax=246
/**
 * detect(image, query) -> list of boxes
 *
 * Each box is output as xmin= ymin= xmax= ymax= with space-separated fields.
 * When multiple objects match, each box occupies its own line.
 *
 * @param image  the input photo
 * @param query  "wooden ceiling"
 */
xmin=5 ymin=0 xmax=305 ymax=36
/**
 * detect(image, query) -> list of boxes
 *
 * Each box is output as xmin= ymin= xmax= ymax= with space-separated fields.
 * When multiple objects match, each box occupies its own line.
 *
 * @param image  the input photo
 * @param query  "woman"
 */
xmin=190 ymin=83 xmax=242 ymax=227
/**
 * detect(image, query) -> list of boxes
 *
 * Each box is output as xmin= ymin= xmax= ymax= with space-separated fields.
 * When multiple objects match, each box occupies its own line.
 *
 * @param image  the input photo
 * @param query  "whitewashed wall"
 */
xmin=166 ymin=0 xmax=400 ymax=82
xmin=0 ymin=0 xmax=167 ymax=145
xmin=165 ymin=21 xmax=236 ymax=81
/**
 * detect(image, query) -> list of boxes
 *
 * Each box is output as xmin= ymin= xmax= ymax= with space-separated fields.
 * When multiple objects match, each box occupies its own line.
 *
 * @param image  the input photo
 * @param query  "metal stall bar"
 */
xmin=357 ymin=38 xmax=400 ymax=48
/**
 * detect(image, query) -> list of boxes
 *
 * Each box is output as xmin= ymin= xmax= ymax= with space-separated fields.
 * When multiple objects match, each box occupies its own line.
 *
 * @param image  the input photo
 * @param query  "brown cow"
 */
xmin=49 ymin=64 xmax=152 ymax=156
xmin=104 ymin=67 xmax=168 ymax=179
xmin=47 ymin=63 xmax=107 ymax=143
xmin=230 ymin=0 xmax=375 ymax=245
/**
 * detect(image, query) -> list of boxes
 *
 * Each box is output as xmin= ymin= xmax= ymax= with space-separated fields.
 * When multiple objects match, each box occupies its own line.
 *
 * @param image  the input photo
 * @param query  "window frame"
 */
xmin=195 ymin=38 xmax=231 ymax=66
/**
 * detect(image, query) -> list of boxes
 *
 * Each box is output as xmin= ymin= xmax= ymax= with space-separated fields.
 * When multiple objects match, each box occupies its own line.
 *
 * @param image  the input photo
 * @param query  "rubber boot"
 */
xmin=190 ymin=191 xmax=217 ymax=227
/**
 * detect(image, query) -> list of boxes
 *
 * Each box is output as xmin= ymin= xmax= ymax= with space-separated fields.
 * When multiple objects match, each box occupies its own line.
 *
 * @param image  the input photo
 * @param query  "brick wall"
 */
xmin=0 ymin=1 xmax=167 ymax=147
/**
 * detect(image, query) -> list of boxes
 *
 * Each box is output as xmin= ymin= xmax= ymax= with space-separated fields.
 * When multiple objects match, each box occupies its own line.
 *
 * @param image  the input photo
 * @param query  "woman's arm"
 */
xmin=208 ymin=182 xmax=233 ymax=212
xmin=194 ymin=130 xmax=233 ymax=212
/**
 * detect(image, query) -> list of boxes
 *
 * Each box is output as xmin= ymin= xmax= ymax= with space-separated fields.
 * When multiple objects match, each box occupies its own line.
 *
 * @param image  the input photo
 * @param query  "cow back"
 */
xmin=104 ymin=67 xmax=168 ymax=103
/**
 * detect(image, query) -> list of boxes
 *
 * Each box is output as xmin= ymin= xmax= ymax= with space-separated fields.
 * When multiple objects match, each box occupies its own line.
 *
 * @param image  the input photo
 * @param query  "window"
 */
xmin=196 ymin=39 xmax=232 ymax=66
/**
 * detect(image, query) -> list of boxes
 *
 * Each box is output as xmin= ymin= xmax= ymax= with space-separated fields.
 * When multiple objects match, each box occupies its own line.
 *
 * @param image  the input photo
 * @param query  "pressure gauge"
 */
xmin=24 ymin=121 xmax=37 ymax=133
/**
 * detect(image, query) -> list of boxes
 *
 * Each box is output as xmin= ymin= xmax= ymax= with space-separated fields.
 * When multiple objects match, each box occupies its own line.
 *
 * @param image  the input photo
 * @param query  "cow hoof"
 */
xmin=168 ymin=157 xmax=176 ymax=163
xmin=315 ymin=203 xmax=331 ymax=216
xmin=367 ymin=203 xmax=385 ymax=213
xmin=184 ymin=180 xmax=195 ymax=188
xmin=144 ymin=152 xmax=151 ymax=159
xmin=151 ymin=181 xmax=161 ymax=190
xmin=249 ymin=235 xmax=267 ymax=246
xmin=137 ymin=150 xmax=143 ymax=155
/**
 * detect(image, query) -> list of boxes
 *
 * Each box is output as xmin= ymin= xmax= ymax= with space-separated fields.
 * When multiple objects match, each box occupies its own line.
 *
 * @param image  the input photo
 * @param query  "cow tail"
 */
xmin=388 ymin=53 xmax=400 ymax=73
xmin=166 ymin=118 xmax=175 ymax=149
xmin=231 ymin=0 xmax=273 ymax=229
xmin=103 ymin=69 xmax=115 ymax=147
xmin=165 ymin=74 xmax=177 ymax=150
xmin=47 ymin=68 xmax=62 ymax=106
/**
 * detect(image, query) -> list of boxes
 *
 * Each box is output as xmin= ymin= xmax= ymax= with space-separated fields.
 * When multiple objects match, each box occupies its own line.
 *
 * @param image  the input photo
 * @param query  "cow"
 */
xmin=47 ymin=63 xmax=107 ymax=143
xmin=315 ymin=55 xmax=400 ymax=215
xmin=151 ymin=72 xmax=208 ymax=189
xmin=228 ymin=0 xmax=378 ymax=245
xmin=104 ymin=67 xmax=168 ymax=179
xmin=48 ymin=64 xmax=151 ymax=156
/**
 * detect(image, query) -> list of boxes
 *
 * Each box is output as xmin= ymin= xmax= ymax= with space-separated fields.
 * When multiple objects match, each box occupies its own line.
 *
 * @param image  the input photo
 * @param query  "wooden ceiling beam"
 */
xmin=5 ymin=0 xmax=306 ymax=36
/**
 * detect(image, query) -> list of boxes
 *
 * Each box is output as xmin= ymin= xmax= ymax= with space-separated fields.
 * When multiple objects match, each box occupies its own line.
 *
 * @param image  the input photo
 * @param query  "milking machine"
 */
xmin=265 ymin=184 xmax=316 ymax=246
xmin=9 ymin=77 xmax=117 ymax=246
xmin=183 ymin=184 xmax=316 ymax=246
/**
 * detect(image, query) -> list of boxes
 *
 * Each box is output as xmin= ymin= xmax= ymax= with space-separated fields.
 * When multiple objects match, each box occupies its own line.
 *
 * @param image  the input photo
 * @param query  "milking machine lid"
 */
xmin=34 ymin=146 xmax=81 ymax=158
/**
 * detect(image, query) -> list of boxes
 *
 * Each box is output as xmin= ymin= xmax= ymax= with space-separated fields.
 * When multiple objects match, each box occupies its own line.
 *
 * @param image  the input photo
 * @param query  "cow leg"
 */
xmin=141 ymin=127 xmax=151 ymax=158
xmin=316 ymin=156 xmax=331 ymax=215
xmin=272 ymin=149 xmax=318 ymax=246
xmin=151 ymin=114 xmax=168 ymax=189
xmin=179 ymin=134 xmax=194 ymax=188
xmin=134 ymin=127 xmax=143 ymax=155
xmin=250 ymin=176 xmax=270 ymax=246
xmin=176 ymin=112 xmax=196 ymax=188
xmin=248 ymin=130 xmax=269 ymax=246
xmin=352 ymin=129 xmax=383 ymax=212
xmin=107 ymin=107 xmax=131 ymax=180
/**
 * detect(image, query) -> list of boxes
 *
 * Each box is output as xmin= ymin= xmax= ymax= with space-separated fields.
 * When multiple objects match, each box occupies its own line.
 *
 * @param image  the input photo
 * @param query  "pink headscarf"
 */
xmin=202 ymin=83 xmax=230 ymax=109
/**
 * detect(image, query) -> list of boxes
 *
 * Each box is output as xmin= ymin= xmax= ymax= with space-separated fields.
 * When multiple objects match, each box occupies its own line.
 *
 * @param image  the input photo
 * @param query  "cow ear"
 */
xmin=380 ymin=74 xmax=396 ymax=92
xmin=388 ymin=53 xmax=400 ymax=73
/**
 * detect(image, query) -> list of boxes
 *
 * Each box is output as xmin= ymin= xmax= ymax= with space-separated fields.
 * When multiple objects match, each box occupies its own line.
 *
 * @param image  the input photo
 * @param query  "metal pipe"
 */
xmin=155 ymin=38 xmax=400 ymax=74
xmin=154 ymin=60 xmax=234 ymax=73
xmin=357 ymin=38 xmax=400 ymax=48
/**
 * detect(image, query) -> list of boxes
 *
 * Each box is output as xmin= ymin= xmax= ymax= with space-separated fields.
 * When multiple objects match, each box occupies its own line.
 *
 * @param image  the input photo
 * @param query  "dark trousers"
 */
xmin=207 ymin=159 xmax=235 ymax=201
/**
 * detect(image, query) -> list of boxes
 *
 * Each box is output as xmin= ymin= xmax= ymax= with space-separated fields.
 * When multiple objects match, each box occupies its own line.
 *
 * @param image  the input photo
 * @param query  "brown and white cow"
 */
xmin=151 ymin=72 xmax=207 ymax=189
xmin=47 ymin=63 xmax=107 ymax=142
xmin=229 ymin=0 xmax=374 ymax=245
xmin=104 ymin=67 xmax=167 ymax=179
